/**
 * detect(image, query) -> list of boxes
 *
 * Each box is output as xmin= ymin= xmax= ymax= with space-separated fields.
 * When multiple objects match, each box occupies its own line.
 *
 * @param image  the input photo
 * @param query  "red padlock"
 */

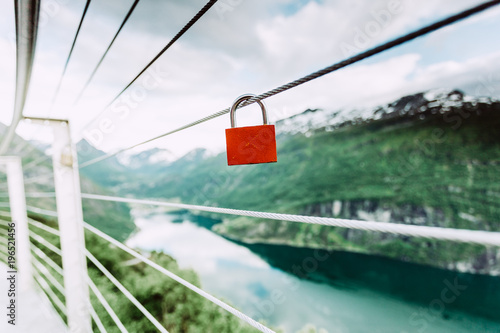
xmin=225 ymin=94 xmax=277 ymax=166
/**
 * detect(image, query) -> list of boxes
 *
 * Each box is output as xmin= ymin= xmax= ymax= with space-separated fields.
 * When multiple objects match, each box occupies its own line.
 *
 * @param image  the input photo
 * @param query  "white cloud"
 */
xmin=410 ymin=51 xmax=500 ymax=97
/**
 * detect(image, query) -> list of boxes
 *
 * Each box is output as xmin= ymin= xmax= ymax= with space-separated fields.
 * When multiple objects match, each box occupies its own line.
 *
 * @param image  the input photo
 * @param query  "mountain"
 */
xmin=0 ymin=124 xmax=135 ymax=242
xmin=78 ymin=89 xmax=500 ymax=275
xmin=77 ymin=140 xmax=211 ymax=194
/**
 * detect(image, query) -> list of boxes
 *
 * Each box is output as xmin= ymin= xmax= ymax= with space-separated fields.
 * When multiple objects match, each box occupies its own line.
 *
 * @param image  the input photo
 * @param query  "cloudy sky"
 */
xmin=1 ymin=0 xmax=500 ymax=159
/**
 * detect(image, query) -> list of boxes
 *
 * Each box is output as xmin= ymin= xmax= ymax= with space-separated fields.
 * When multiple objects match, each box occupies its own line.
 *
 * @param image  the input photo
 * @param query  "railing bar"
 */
xmin=29 ymin=232 xmax=62 ymax=256
xmin=89 ymin=302 xmax=108 ymax=333
xmin=34 ymin=273 xmax=68 ymax=316
xmin=26 ymin=205 xmax=58 ymax=217
xmin=25 ymin=192 xmax=57 ymax=198
xmin=87 ymin=277 xmax=129 ymax=333
xmin=32 ymin=257 xmax=65 ymax=294
xmin=31 ymin=244 xmax=63 ymax=276
xmin=0 ymin=210 xmax=11 ymax=218
xmin=28 ymin=218 xmax=60 ymax=236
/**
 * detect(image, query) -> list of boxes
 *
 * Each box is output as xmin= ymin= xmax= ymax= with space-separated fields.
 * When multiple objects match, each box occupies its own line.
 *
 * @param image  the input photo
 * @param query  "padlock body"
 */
xmin=225 ymin=124 xmax=277 ymax=166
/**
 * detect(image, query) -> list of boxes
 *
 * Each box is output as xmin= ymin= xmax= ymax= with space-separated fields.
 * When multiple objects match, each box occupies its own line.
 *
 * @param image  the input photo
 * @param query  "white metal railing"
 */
xmin=0 ymin=0 xmax=40 ymax=155
xmin=0 ymin=202 xmax=278 ymax=333
xmin=21 ymin=205 xmax=275 ymax=333
xmin=0 ymin=198 xmax=167 ymax=333
xmin=83 ymin=222 xmax=276 ymax=333
xmin=0 ymin=157 xmax=33 ymax=292
xmin=27 ymin=210 xmax=167 ymax=332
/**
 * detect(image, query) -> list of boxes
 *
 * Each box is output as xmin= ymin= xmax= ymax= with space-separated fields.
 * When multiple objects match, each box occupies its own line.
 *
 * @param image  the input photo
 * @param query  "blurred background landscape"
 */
xmin=1 ymin=0 xmax=500 ymax=332
xmin=2 ymin=86 xmax=500 ymax=332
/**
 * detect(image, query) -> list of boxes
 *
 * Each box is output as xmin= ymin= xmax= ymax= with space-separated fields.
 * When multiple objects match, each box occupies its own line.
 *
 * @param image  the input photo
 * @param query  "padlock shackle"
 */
xmin=230 ymin=94 xmax=268 ymax=128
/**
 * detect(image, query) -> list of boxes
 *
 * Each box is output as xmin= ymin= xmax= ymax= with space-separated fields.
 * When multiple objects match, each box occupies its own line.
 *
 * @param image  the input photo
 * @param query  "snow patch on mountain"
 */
xmin=275 ymin=88 xmax=498 ymax=136
xmin=117 ymin=148 xmax=178 ymax=168
xmin=147 ymin=150 xmax=178 ymax=164
xmin=276 ymin=107 xmax=373 ymax=135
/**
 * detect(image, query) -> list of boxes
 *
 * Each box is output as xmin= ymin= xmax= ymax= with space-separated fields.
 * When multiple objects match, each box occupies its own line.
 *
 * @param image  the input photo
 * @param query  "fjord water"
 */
xmin=126 ymin=212 xmax=500 ymax=333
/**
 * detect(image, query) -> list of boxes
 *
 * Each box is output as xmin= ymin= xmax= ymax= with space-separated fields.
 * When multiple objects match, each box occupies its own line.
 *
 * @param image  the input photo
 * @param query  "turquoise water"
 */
xmin=126 ymin=212 xmax=500 ymax=333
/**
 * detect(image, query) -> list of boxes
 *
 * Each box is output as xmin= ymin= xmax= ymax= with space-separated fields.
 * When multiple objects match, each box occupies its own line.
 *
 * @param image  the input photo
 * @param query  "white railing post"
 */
xmin=26 ymin=117 xmax=91 ymax=333
xmin=0 ymin=156 xmax=34 ymax=292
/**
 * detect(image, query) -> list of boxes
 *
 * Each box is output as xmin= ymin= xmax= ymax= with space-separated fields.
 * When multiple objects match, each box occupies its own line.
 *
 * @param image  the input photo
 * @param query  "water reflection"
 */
xmin=128 ymin=213 xmax=270 ymax=274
